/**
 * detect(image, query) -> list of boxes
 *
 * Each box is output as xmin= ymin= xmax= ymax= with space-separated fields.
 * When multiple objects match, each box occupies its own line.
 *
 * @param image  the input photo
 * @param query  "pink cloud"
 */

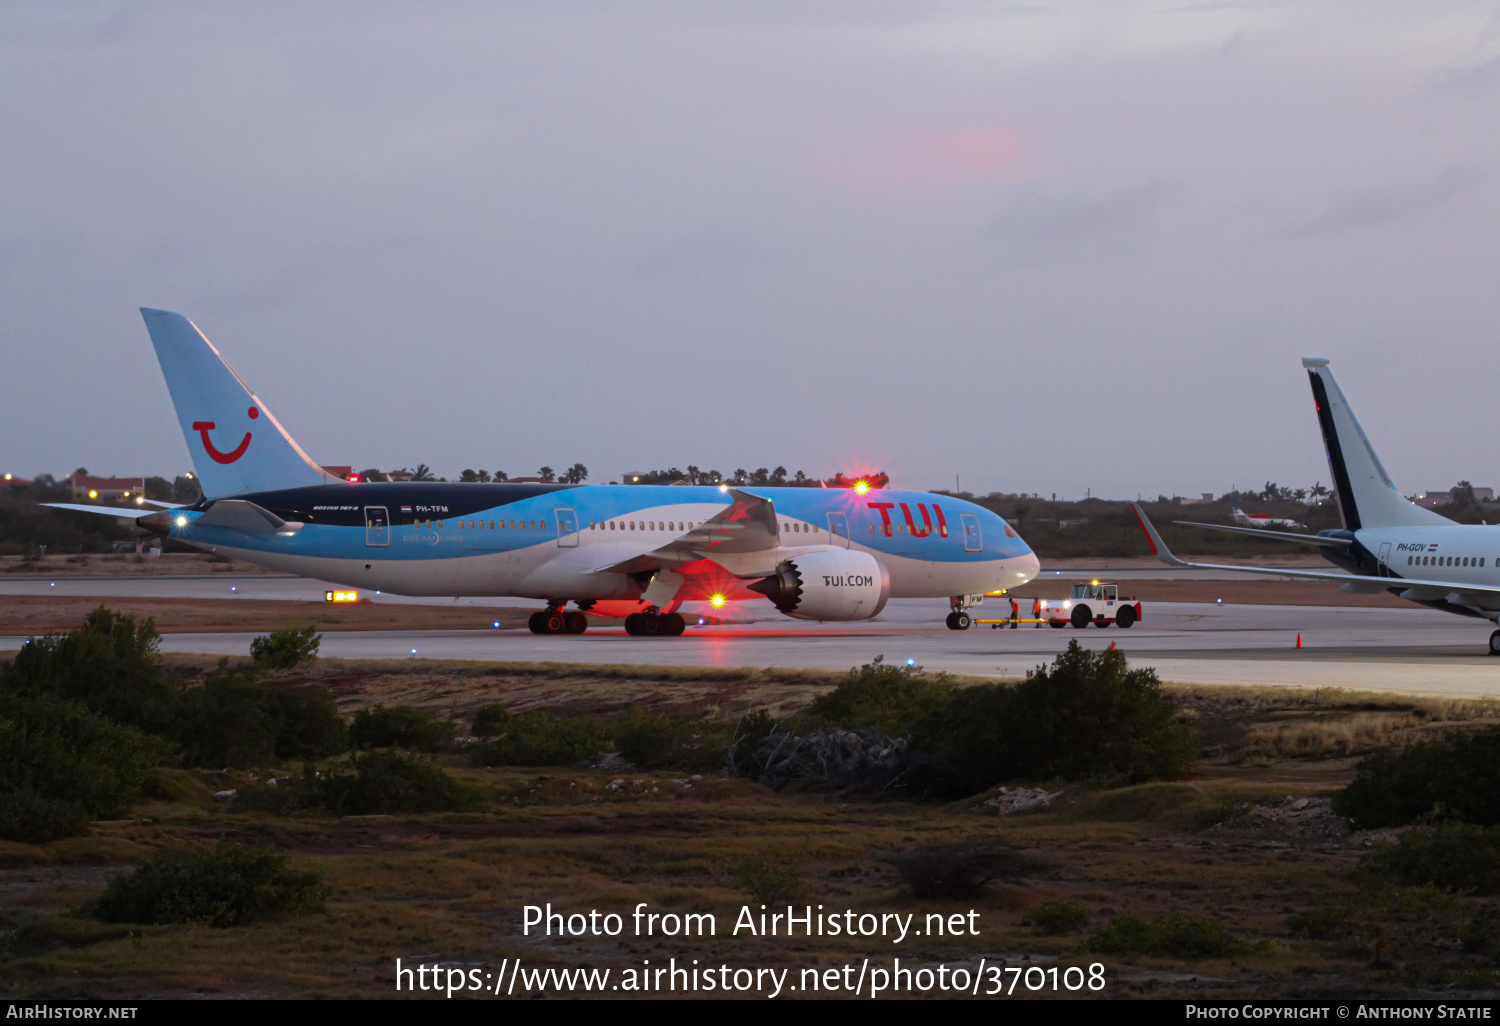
xmin=819 ymin=127 xmax=1027 ymax=198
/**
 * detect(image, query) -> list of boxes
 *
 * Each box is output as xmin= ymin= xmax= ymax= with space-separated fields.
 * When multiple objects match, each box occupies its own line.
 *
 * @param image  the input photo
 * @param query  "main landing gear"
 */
xmin=528 ymin=607 xmax=588 ymax=635
xmin=625 ymin=610 xmax=686 ymax=636
xmin=527 ymin=604 xmax=688 ymax=636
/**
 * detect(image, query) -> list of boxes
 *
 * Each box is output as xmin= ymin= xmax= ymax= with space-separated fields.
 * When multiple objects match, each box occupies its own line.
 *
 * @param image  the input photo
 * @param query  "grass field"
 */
xmin=4 ymin=658 xmax=1500 ymax=1000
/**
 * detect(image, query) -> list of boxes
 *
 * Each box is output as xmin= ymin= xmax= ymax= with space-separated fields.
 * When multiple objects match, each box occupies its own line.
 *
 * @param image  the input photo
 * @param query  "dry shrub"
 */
xmin=731 ymin=854 xmax=805 ymax=904
xmin=887 ymin=842 xmax=1046 ymax=900
xmin=1241 ymin=713 xmax=1419 ymax=762
xmin=91 ymin=840 xmax=327 ymax=927
xmin=1088 ymin=911 xmax=1252 ymax=958
xmin=1028 ymin=899 xmax=1090 ymax=935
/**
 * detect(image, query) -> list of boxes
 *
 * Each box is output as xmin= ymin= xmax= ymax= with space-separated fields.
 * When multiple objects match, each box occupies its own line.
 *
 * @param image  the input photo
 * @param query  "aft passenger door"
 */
xmin=364 ymin=506 xmax=390 ymax=547
xmin=1377 ymin=542 xmax=1392 ymax=576
xmin=555 ymin=508 xmax=579 ymax=547
xmin=961 ymin=513 xmax=982 ymax=553
xmin=826 ymin=511 xmax=850 ymax=548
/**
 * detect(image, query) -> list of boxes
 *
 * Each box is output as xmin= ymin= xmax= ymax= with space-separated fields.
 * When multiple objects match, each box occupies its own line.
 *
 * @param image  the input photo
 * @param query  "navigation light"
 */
xmin=710 ymin=594 xmax=726 ymax=609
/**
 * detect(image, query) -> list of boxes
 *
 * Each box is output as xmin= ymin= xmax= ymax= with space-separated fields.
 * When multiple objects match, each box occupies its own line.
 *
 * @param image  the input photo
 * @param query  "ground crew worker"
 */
xmin=1010 ymin=597 xmax=1019 ymax=628
xmin=1032 ymin=597 xmax=1042 ymax=627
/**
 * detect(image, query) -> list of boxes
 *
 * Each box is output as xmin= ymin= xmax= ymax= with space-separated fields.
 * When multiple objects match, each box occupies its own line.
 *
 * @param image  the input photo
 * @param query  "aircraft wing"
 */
xmin=1134 ymin=503 xmax=1500 ymax=604
xmin=592 ymin=488 xmax=781 ymax=577
xmin=1172 ymin=520 xmax=1353 ymax=548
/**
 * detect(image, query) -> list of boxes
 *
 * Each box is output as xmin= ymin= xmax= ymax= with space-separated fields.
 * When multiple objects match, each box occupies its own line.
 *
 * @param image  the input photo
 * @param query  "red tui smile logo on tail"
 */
xmin=192 ymin=406 xmax=258 ymax=464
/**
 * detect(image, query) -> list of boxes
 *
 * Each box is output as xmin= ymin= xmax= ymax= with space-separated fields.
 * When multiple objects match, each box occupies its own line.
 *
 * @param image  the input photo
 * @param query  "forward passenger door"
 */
xmin=555 ymin=508 xmax=579 ymax=547
xmin=961 ymin=513 xmax=982 ymax=553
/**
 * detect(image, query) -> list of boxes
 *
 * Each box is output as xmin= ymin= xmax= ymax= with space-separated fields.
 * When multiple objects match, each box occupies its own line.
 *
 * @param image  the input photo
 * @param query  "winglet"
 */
xmin=1131 ymin=503 xmax=1187 ymax=567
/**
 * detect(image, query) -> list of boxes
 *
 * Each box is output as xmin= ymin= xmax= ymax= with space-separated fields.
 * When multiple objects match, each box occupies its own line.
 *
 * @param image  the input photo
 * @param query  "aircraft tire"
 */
xmin=624 ymin=613 xmax=642 ymax=635
xmin=637 ymin=612 xmax=662 ymax=636
xmin=1071 ymin=604 xmax=1092 ymax=629
xmin=543 ymin=610 xmax=566 ymax=634
xmin=1489 ymin=629 xmax=1500 ymax=656
xmin=661 ymin=613 xmax=686 ymax=636
xmin=528 ymin=611 xmax=547 ymax=634
xmin=565 ymin=611 xmax=588 ymax=634
xmin=1116 ymin=606 xmax=1136 ymax=629
xmin=955 ymin=612 xmax=972 ymax=630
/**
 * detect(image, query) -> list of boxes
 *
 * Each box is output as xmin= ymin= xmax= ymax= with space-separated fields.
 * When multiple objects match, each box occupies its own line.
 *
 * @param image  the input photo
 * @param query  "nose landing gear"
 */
xmin=1488 ymin=629 xmax=1500 ymax=656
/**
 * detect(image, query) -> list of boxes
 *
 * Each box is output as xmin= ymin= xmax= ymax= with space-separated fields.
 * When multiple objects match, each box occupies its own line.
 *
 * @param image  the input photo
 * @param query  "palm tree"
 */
xmin=411 ymin=463 xmax=436 ymax=482
xmin=560 ymin=463 xmax=588 ymax=484
xmin=538 ymin=466 xmax=556 ymax=483
xmin=685 ymin=465 xmax=700 ymax=485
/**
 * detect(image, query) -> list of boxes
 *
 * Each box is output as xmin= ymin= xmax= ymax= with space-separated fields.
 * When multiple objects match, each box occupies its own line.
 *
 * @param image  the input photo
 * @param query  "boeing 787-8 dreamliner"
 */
xmin=50 ymin=310 xmax=1039 ymax=636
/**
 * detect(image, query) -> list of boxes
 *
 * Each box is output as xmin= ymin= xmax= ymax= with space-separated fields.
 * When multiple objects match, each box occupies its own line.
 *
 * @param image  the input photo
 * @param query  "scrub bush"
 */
xmin=0 ymin=692 xmax=160 ymax=842
xmin=349 ymin=703 xmax=452 ymax=752
xmin=170 ymin=660 xmax=346 ymax=768
xmin=1286 ymin=907 xmax=1349 ymax=940
xmin=614 ymin=707 xmax=682 ymax=767
xmin=320 ymin=750 xmax=483 ymax=815
xmin=249 ymin=624 xmax=321 ymax=670
xmin=888 ymin=842 xmax=1045 ymax=899
xmin=91 ymin=840 xmax=327 ymax=927
xmin=915 ymin=641 xmax=1197 ymax=791
xmin=231 ymin=768 xmax=320 ymax=814
xmin=470 ymin=711 xmax=614 ymax=767
xmin=1334 ymin=727 xmax=1500 ymax=828
xmin=1087 ymin=911 xmax=1251 ymax=958
xmin=1028 ymin=899 xmax=1091 ymax=935
xmin=728 ymin=709 xmax=776 ymax=775
xmin=802 ymin=656 xmax=953 ymax=736
xmin=731 ymin=854 xmax=805 ymax=904
xmin=1358 ymin=824 xmax=1500 ymax=894
xmin=3 ymin=607 xmax=177 ymax=734
xmin=471 ymin=703 xmax=511 ymax=737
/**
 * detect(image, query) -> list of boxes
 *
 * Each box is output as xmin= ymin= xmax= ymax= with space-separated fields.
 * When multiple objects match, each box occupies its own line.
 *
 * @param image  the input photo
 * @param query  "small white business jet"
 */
xmin=1231 ymin=506 xmax=1306 ymax=530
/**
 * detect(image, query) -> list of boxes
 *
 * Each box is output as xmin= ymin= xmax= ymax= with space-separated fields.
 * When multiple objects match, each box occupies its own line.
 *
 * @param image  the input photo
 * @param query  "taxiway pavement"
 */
xmin=2 ymin=574 xmax=1497 ymax=696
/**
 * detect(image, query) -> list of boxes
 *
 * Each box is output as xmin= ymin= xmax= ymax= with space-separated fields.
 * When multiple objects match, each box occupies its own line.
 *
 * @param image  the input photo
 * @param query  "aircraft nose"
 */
xmin=1021 ymin=551 xmax=1040 ymax=584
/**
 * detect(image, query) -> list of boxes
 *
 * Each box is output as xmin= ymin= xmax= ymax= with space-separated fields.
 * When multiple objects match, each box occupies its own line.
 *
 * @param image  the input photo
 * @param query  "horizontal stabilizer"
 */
xmin=43 ymin=503 xmax=161 ymax=520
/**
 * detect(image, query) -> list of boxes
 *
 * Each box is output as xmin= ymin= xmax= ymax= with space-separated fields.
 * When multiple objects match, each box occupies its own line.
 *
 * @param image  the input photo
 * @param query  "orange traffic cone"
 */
xmin=1296 ymin=633 xmax=1302 ymax=649
xmin=1110 ymin=640 xmax=1116 ymax=651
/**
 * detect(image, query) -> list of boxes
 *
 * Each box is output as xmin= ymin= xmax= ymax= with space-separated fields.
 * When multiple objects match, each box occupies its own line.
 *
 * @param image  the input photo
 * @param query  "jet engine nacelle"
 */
xmin=747 ymin=548 xmax=890 ymax=621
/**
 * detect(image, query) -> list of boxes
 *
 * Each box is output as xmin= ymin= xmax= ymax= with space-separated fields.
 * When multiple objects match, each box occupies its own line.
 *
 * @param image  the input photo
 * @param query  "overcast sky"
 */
xmin=4 ymin=1 xmax=1499 ymax=499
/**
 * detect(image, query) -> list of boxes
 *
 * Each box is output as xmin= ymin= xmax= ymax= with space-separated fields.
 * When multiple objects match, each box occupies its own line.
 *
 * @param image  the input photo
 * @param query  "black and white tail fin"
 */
xmin=1302 ymin=357 xmax=1448 ymax=530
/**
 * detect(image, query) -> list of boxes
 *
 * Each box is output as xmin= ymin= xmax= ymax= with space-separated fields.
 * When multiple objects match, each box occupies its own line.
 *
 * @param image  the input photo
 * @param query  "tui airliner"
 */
xmin=50 ymin=310 xmax=1039 ymax=636
xmin=1134 ymin=358 xmax=1500 ymax=654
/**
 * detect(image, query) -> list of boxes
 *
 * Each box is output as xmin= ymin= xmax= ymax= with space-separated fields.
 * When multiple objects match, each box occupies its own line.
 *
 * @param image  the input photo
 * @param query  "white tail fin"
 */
xmin=1302 ymin=358 xmax=1448 ymax=530
xmin=141 ymin=309 xmax=337 ymax=497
